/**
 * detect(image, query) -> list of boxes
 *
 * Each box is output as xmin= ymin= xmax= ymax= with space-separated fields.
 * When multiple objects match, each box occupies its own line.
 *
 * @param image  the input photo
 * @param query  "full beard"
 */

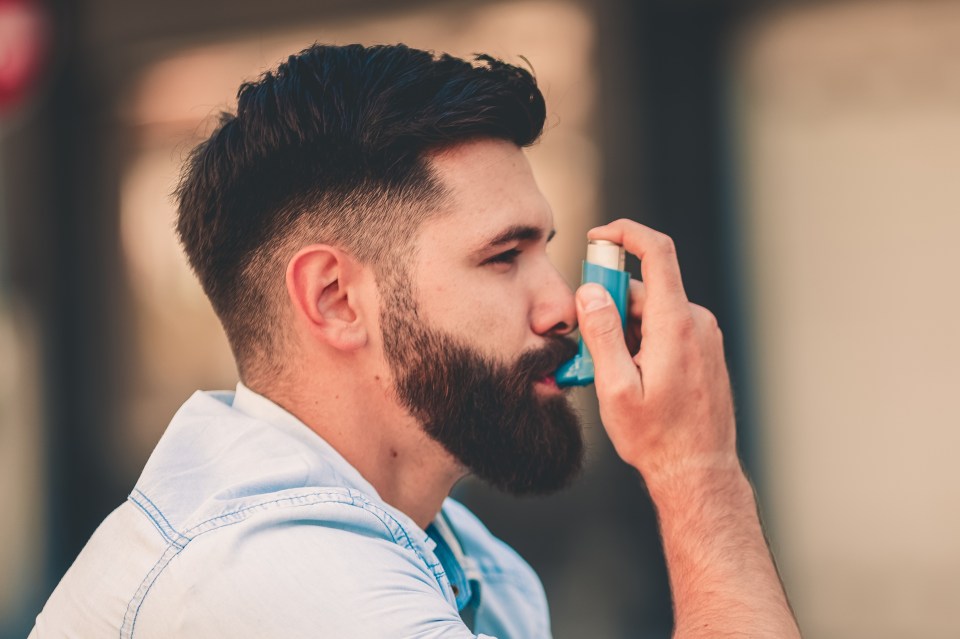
xmin=380 ymin=279 xmax=584 ymax=496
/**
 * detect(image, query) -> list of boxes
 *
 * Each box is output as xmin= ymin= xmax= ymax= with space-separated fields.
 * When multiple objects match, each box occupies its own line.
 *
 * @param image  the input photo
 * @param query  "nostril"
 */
xmin=549 ymin=319 xmax=575 ymax=335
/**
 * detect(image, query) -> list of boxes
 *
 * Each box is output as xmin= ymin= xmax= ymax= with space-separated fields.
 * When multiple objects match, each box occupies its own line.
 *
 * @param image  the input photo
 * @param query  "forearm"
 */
xmin=645 ymin=464 xmax=799 ymax=639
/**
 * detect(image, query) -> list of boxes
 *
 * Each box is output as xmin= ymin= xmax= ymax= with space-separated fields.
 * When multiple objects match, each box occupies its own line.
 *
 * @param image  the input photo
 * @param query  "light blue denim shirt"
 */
xmin=31 ymin=384 xmax=551 ymax=638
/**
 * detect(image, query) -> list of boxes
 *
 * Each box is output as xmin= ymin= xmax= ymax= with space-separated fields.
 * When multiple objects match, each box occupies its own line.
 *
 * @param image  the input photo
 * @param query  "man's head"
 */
xmin=176 ymin=43 xmax=583 ymax=495
xmin=176 ymin=43 xmax=546 ymax=379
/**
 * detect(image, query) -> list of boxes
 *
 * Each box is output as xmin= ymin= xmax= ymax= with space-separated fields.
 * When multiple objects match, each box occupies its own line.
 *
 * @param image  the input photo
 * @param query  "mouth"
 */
xmin=534 ymin=372 xmax=562 ymax=393
xmin=520 ymin=338 xmax=579 ymax=395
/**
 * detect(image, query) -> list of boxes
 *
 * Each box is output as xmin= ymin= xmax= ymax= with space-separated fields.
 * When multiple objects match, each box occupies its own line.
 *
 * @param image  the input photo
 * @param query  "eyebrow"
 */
xmin=478 ymin=224 xmax=556 ymax=252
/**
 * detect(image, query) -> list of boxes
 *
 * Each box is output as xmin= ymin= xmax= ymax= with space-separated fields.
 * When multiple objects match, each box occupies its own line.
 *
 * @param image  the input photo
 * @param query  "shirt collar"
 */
xmin=230 ymin=381 xmax=382 ymax=500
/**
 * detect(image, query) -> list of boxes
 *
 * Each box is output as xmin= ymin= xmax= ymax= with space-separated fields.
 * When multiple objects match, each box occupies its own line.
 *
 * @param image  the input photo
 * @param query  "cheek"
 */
xmin=415 ymin=261 xmax=531 ymax=348
xmin=457 ymin=287 xmax=531 ymax=347
xmin=427 ymin=283 xmax=526 ymax=339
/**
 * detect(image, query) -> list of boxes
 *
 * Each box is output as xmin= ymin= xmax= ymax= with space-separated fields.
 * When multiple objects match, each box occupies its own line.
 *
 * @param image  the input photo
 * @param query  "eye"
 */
xmin=483 ymin=248 xmax=521 ymax=266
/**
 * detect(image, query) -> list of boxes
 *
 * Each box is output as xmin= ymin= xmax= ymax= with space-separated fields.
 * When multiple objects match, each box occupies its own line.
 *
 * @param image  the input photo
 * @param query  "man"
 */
xmin=31 ymin=43 xmax=799 ymax=637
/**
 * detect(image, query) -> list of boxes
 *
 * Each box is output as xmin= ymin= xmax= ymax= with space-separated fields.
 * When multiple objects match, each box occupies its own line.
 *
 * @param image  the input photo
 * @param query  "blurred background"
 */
xmin=1 ymin=0 xmax=959 ymax=637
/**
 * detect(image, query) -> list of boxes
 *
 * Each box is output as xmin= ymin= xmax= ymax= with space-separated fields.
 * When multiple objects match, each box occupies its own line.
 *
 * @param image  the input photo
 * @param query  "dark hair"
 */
xmin=175 ymin=43 xmax=546 ymax=380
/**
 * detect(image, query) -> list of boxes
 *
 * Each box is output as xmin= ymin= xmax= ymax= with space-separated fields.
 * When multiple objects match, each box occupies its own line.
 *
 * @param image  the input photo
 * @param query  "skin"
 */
xmin=255 ymin=138 xmax=800 ymax=637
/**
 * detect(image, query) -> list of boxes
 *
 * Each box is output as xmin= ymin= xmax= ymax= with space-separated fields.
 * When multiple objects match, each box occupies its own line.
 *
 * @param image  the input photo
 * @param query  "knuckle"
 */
xmin=602 ymin=378 xmax=636 ymax=404
xmin=690 ymin=304 xmax=719 ymax=330
xmin=655 ymin=233 xmax=676 ymax=256
xmin=586 ymin=315 xmax=622 ymax=342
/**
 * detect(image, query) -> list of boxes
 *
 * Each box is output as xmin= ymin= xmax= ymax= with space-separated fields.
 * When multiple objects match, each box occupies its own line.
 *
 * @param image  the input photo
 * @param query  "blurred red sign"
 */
xmin=0 ymin=0 xmax=48 ymax=114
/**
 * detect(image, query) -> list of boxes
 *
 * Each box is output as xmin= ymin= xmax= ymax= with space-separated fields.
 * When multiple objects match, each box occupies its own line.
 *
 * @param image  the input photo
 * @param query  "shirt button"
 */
xmin=452 ymin=585 xmax=460 ymax=596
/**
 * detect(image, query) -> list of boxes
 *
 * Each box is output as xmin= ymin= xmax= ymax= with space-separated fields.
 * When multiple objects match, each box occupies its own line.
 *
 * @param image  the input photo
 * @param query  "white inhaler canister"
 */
xmin=555 ymin=239 xmax=630 ymax=387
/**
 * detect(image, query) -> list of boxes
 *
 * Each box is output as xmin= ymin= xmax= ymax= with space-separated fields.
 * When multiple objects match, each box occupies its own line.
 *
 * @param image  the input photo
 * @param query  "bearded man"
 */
xmin=31 ymin=43 xmax=799 ymax=638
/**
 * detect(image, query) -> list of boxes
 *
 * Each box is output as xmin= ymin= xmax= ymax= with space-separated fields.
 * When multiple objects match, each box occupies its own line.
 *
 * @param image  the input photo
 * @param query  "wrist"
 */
xmin=639 ymin=453 xmax=750 ymax=507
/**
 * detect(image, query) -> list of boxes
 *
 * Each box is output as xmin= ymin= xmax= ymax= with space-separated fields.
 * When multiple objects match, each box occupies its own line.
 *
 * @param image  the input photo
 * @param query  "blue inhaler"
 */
xmin=555 ymin=240 xmax=630 ymax=387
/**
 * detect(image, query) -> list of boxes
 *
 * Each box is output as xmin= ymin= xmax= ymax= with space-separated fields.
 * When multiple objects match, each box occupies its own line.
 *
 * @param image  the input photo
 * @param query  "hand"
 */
xmin=577 ymin=221 xmax=800 ymax=638
xmin=576 ymin=219 xmax=739 ymax=484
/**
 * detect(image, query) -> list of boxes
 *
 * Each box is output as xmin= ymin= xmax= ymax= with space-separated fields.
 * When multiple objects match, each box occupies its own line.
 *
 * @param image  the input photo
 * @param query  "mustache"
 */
xmin=511 ymin=336 xmax=579 ymax=384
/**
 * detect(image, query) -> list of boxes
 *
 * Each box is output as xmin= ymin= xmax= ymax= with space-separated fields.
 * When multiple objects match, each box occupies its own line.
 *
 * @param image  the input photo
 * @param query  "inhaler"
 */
xmin=555 ymin=240 xmax=630 ymax=387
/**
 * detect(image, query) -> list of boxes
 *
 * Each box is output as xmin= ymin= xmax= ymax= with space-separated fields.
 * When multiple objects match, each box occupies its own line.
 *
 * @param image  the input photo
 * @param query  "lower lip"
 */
xmin=535 ymin=375 xmax=561 ymax=392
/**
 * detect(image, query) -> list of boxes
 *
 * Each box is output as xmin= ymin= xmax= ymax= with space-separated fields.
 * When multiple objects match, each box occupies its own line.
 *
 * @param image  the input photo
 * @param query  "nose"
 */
xmin=530 ymin=263 xmax=577 ymax=337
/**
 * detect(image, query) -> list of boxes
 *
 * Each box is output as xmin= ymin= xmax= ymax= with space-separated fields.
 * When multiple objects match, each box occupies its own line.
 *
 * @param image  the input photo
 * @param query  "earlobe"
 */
xmin=286 ymin=245 xmax=369 ymax=351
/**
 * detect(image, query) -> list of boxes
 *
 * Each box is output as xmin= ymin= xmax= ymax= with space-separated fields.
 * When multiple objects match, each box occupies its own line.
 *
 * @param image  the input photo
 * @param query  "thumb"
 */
xmin=576 ymin=284 xmax=640 ymax=392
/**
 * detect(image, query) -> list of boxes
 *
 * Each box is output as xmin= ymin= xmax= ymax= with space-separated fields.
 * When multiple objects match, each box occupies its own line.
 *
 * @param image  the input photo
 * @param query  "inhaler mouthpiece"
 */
xmin=555 ymin=240 xmax=630 ymax=387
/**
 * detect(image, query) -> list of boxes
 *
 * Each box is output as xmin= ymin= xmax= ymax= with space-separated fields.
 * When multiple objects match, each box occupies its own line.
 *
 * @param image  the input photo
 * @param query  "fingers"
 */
xmin=628 ymin=278 xmax=647 ymax=319
xmin=626 ymin=279 xmax=646 ymax=355
xmin=588 ymin=220 xmax=689 ymax=320
xmin=576 ymin=283 xmax=642 ymax=398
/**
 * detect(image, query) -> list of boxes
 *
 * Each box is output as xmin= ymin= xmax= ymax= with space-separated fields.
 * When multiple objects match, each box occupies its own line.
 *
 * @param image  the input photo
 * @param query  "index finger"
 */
xmin=588 ymin=219 xmax=689 ymax=315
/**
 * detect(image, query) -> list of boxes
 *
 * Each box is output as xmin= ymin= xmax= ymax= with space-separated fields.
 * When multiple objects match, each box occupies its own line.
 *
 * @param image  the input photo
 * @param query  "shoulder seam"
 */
xmin=128 ymin=491 xmax=188 ymax=549
xmin=121 ymin=489 xmax=443 ymax=638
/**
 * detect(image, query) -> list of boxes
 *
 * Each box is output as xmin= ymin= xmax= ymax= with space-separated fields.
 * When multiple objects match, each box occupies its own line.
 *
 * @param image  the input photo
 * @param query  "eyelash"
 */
xmin=485 ymin=248 xmax=521 ymax=265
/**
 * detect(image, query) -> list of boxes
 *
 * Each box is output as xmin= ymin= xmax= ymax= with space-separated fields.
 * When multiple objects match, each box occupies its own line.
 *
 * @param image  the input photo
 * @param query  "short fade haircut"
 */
xmin=175 ymin=43 xmax=546 ymax=380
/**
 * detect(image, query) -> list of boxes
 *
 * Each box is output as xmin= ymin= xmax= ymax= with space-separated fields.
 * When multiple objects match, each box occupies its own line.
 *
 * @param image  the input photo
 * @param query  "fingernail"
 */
xmin=578 ymin=284 xmax=611 ymax=312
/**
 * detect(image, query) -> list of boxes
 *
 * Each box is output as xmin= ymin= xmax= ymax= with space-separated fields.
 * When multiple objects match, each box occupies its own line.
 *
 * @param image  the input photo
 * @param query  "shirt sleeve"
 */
xmin=131 ymin=515 xmax=496 ymax=639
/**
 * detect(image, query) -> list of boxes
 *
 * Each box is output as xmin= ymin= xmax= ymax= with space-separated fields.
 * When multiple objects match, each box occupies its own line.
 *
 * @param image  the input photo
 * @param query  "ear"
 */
xmin=285 ymin=245 xmax=369 ymax=352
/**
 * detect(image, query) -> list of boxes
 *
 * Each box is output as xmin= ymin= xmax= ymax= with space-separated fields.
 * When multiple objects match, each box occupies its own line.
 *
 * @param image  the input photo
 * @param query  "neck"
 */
xmin=247 ymin=368 xmax=465 ymax=530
